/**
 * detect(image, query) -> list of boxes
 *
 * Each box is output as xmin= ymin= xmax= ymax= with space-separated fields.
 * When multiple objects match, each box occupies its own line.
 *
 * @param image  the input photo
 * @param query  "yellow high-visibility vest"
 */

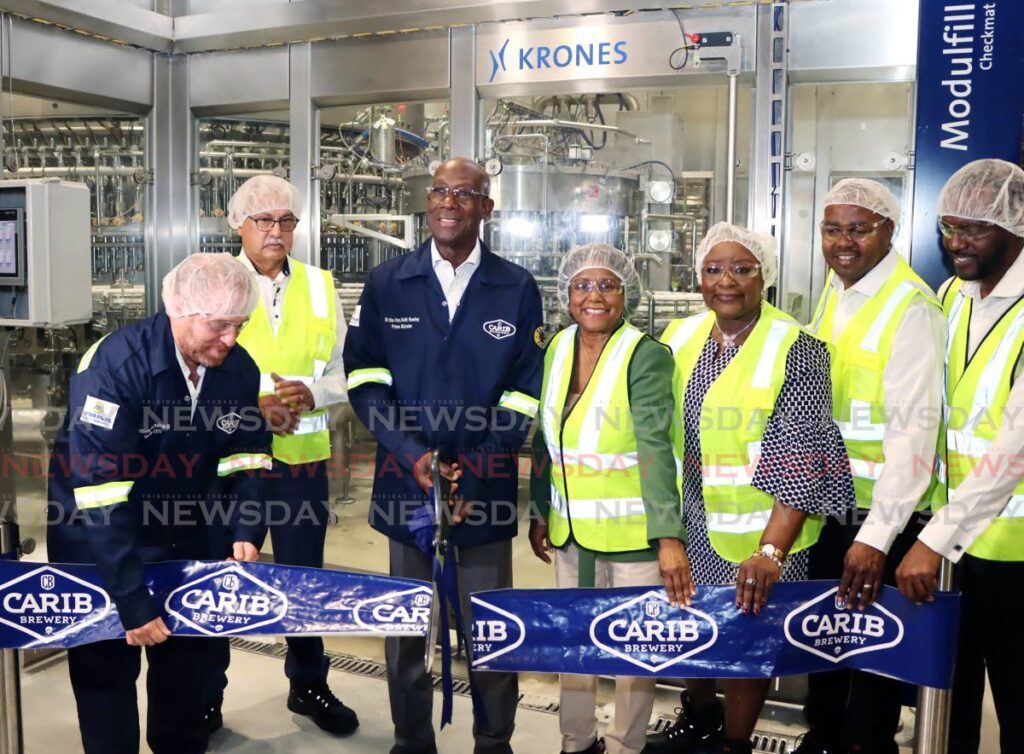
xmin=238 ymin=258 xmax=337 ymax=465
xmin=940 ymin=276 xmax=1024 ymax=561
xmin=661 ymin=303 xmax=822 ymax=563
xmin=540 ymin=323 xmax=649 ymax=553
xmin=809 ymin=255 xmax=941 ymax=509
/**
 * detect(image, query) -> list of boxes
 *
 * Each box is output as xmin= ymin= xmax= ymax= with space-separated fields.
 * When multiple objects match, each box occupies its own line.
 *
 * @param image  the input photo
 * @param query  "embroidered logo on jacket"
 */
xmin=483 ymin=319 xmax=516 ymax=340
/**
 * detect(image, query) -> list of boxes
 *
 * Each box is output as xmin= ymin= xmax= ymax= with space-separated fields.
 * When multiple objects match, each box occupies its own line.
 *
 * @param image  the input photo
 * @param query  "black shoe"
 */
xmin=643 ymin=693 xmax=724 ymax=754
xmin=204 ymin=702 xmax=223 ymax=735
xmin=287 ymin=681 xmax=359 ymax=735
xmin=721 ymin=740 xmax=752 ymax=754
xmin=389 ymin=745 xmax=438 ymax=754
xmin=562 ymin=739 xmax=605 ymax=754
xmin=792 ymin=731 xmax=841 ymax=754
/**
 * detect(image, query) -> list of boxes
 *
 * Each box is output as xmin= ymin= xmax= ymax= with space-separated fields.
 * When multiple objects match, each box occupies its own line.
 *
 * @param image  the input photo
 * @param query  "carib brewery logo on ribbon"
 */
xmin=469 ymin=596 xmax=526 ymax=667
xmin=165 ymin=565 xmax=288 ymax=636
xmin=784 ymin=586 xmax=904 ymax=662
xmin=352 ymin=585 xmax=433 ymax=635
xmin=590 ymin=590 xmax=718 ymax=673
xmin=0 ymin=566 xmax=111 ymax=644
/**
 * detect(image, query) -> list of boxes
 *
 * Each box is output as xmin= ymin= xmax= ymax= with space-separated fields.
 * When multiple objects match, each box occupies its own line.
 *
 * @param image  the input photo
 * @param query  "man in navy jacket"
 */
xmin=344 ymin=157 xmax=543 ymax=754
xmin=47 ymin=253 xmax=271 ymax=754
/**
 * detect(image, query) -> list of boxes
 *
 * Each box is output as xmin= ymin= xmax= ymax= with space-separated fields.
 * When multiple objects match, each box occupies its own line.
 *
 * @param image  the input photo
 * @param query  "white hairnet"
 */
xmin=557 ymin=243 xmax=643 ymax=318
xmin=162 ymin=253 xmax=259 ymax=318
xmin=226 ymin=175 xmax=302 ymax=230
xmin=823 ymin=178 xmax=901 ymax=224
xmin=695 ymin=222 xmax=778 ymax=288
xmin=937 ymin=158 xmax=1024 ymax=238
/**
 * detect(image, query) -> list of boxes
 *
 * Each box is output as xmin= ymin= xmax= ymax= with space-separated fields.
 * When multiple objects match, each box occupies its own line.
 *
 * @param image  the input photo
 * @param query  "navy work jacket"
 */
xmin=343 ymin=239 xmax=544 ymax=548
xmin=47 ymin=313 xmax=271 ymax=629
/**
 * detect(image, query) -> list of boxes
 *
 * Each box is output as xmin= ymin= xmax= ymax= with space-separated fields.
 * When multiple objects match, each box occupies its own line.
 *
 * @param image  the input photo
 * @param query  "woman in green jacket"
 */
xmin=528 ymin=243 xmax=693 ymax=754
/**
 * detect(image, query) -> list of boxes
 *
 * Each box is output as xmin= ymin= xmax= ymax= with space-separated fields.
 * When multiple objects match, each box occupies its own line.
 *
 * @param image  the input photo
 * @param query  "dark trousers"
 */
xmin=209 ymin=459 xmax=331 ymax=702
xmin=803 ymin=513 xmax=926 ymax=753
xmin=68 ymin=637 xmax=211 ymax=754
xmin=386 ymin=538 xmax=518 ymax=754
xmin=948 ymin=555 xmax=1024 ymax=754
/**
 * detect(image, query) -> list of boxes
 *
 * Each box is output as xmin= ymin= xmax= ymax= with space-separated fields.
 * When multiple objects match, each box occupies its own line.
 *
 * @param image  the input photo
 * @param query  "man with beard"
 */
xmin=897 ymin=158 xmax=1024 ymax=754
xmin=47 ymin=253 xmax=271 ymax=754
xmin=795 ymin=178 xmax=945 ymax=754
xmin=344 ymin=157 xmax=544 ymax=754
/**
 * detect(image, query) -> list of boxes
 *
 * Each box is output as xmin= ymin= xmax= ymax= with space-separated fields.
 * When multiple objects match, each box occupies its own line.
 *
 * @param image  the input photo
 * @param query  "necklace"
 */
xmin=714 ymin=314 xmax=758 ymax=350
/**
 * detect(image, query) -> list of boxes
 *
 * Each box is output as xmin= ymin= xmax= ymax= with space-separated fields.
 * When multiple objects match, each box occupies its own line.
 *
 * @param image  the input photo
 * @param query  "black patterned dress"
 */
xmin=682 ymin=331 xmax=854 ymax=584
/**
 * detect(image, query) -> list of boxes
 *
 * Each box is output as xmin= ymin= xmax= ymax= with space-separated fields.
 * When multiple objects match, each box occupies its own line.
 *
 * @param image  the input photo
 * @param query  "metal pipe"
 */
xmin=508 ymin=119 xmax=649 ymax=142
xmin=914 ymin=560 xmax=954 ymax=754
xmin=8 ymin=166 xmax=142 ymax=178
xmin=0 ymin=645 xmax=20 ymax=754
xmin=726 ymin=71 xmax=738 ymax=225
xmin=0 ymin=330 xmax=23 ymax=754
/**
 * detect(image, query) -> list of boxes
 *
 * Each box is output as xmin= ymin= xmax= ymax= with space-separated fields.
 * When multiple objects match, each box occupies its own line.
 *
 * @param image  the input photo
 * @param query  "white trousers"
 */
xmin=555 ymin=543 xmax=661 ymax=754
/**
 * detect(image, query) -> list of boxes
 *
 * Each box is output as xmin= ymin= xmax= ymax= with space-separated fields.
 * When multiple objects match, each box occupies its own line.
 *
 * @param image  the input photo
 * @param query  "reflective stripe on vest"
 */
xmin=940 ymin=277 xmax=1024 ymax=561
xmin=662 ymin=303 xmax=823 ymax=563
xmin=541 ymin=323 xmax=650 ymax=554
xmin=808 ymin=258 xmax=940 ymax=509
xmin=237 ymin=258 xmax=337 ymax=463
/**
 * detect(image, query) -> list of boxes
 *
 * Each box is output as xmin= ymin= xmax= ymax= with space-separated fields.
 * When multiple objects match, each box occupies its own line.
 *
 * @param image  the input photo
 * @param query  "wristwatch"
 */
xmin=753 ymin=543 xmax=785 ymax=568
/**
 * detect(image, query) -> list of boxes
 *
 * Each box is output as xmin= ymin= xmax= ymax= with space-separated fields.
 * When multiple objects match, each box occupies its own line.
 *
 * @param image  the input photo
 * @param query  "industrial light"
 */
xmin=579 ymin=214 xmax=611 ymax=234
xmin=505 ymin=216 xmax=536 ymax=238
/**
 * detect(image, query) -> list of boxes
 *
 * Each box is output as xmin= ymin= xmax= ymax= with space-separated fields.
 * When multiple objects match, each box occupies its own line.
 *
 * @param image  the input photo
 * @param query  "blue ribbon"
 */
xmin=0 ymin=560 xmax=432 ymax=649
xmin=469 ymin=581 xmax=960 ymax=689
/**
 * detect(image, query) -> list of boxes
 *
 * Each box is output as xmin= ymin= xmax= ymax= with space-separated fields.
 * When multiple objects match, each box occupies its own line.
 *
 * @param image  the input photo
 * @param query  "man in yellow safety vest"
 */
xmin=206 ymin=175 xmax=355 ymax=738
xmin=897 ymin=159 xmax=1024 ymax=754
xmin=801 ymin=178 xmax=945 ymax=754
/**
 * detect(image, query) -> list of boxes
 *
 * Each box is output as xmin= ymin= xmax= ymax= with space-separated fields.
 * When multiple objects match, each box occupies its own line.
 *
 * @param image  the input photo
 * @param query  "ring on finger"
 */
xmin=862 ymin=583 xmax=874 ymax=589
xmin=744 ymin=577 xmax=758 ymax=586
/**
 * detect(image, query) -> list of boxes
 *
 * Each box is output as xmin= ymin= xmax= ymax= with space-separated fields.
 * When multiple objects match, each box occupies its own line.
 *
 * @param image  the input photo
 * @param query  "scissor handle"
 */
xmin=430 ymin=449 xmax=444 ymax=504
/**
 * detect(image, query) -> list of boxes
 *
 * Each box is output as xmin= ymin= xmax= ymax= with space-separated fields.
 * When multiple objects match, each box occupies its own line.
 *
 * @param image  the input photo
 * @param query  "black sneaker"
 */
xmin=643 ymin=693 xmax=724 ymax=754
xmin=287 ymin=681 xmax=359 ymax=735
xmin=562 ymin=738 xmax=606 ymax=754
xmin=792 ymin=731 xmax=841 ymax=754
xmin=204 ymin=702 xmax=223 ymax=734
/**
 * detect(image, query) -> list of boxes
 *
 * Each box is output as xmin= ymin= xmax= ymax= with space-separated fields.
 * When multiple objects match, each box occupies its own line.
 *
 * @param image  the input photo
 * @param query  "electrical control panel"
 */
xmin=0 ymin=179 xmax=91 ymax=328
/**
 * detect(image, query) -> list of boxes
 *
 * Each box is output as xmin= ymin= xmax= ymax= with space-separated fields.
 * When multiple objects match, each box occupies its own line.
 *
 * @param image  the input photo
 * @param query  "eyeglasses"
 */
xmin=198 ymin=317 xmax=249 ymax=336
xmin=570 ymin=278 xmax=624 ymax=295
xmin=700 ymin=262 xmax=762 ymax=282
xmin=938 ymin=220 xmax=998 ymax=241
xmin=820 ymin=219 xmax=889 ymax=242
xmin=249 ymin=216 xmax=299 ymax=232
xmin=426 ymin=186 xmax=489 ymax=203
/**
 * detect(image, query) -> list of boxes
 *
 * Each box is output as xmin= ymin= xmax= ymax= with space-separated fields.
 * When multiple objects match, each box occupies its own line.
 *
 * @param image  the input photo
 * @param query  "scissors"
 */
xmin=424 ymin=449 xmax=451 ymax=673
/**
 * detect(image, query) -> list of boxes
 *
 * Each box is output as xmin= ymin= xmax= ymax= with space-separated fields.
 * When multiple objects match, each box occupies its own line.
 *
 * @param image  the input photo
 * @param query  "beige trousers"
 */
xmin=555 ymin=544 xmax=661 ymax=754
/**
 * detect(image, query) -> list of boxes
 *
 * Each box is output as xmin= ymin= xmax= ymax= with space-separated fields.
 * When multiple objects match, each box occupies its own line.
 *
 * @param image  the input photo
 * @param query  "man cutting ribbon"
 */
xmin=344 ymin=157 xmax=544 ymax=754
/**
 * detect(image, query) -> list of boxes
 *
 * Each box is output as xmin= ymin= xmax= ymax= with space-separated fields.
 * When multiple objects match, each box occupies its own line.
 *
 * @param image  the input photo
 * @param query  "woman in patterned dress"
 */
xmin=644 ymin=223 xmax=854 ymax=754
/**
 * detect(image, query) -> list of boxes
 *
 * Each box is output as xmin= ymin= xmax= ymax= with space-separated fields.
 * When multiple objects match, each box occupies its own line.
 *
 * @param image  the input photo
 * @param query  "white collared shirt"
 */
xmin=921 ymin=250 xmax=1024 ymax=561
xmin=174 ymin=347 xmax=206 ymax=421
xmin=827 ymin=251 xmax=946 ymax=554
xmin=431 ymin=239 xmax=481 ymax=322
xmin=238 ymin=252 xmax=349 ymax=407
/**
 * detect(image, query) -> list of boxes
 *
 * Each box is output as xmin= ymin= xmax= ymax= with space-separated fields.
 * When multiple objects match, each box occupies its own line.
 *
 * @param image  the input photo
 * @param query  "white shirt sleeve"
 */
xmin=854 ymin=299 xmax=946 ymax=553
xmin=308 ymin=290 xmax=349 ymax=409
